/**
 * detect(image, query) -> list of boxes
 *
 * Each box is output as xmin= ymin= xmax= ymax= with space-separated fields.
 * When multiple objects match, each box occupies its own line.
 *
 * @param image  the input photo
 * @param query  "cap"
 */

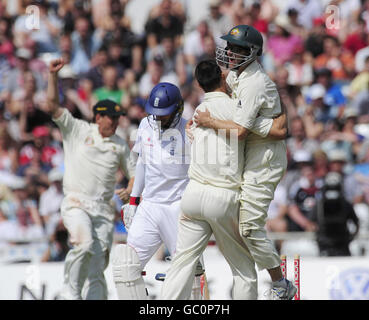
xmin=16 ymin=48 xmax=32 ymax=60
xmin=328 ymin=149 xmax=347 ymax=162
xmin=293 ymin=149 xmax=313 ymax=163
xmin=309 ymin=83 xmax=326 ymax=100
xmin=32 ymin=126 xmax=50 ymax=138
xmin=93 ymin=99 xmax=126 ymax=116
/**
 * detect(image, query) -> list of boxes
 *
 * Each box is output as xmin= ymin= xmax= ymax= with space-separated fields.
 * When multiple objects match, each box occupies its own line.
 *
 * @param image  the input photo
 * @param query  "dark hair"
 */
xmin=195 ymin=60 xmax=222 ymax=93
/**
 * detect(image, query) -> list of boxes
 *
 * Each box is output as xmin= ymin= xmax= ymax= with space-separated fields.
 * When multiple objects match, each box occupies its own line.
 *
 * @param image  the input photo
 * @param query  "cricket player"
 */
xmin=194 ymin=25 xmax=297 ymax=299
xmin=47 ymin=59 xmax=135 ymax=300
xmin=111 ymin=82 xmax=207 ymax=300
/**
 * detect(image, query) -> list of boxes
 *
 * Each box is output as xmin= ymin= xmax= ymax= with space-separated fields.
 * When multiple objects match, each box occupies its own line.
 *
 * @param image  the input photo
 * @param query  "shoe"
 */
xmin=270 ymin=279 xmax=297 ymax=300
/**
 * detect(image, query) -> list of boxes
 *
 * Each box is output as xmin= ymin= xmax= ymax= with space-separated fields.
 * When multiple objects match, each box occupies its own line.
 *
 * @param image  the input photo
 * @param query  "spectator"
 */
xmin=343 ymin=18 xmax=368 ymax=56
xmin=91 ymin=64 xmax=128 ymax=108
xmin=5 ymin=179 xmax=45 ymax=242
xmin=138 ymin=55 xmax=178 ymax=98
xmin=5 ymin=48 xmax=45 ymax=99
xmin=13 ymin=0 xmax=62 ymax=54
xmin=284 ymin=45 xmax=314 ymax=87
xmin=313 ymin=67 xmax=347 ymax=117
xmin=207 ymin=0 xmax=234 ymax=47
xmin=304 ymin=83 xmax=336 ymax=139
xmin=0 ymin=17 xmax=15 ymax=65
xmin=313 ymin=149 xmax=329 ymax=184
xmin=70 ymin=15 xmax=103 ymax=74
xmin=148 ymin=35 xmax=187 ymax=86
xmin=349 ymin=55 xmax=369 ymax=97
xmin=304 ymin=16 xmax=326 ymax=58
xmin=286 ymin=0 xmax=323 ymax=30
xmin=267 ymin=14 xmax=304 ymax=66
xmin=0 ymin=126 xmax=19 ymax=176
xmin=183 ymin=20 xmax=212 ymax=68
xmin=287 ymin=163 xmax=319 ymax=232
xmin=39 ymin=167 xmax=64 ymax=237
xmin=314 ymin=35 xmax=355 ymax=81
xmin=287 ymin=116 xmax=320 ymax=155
xmin=326 ymin=149 xmax=365 ymax=206
xmin=41 ymin=220 xmax=70 ymax=262
xmin=18 ymin=95 xmax=52 ymax=143
xmin=145 ymin=0 xmax=184 ymax=51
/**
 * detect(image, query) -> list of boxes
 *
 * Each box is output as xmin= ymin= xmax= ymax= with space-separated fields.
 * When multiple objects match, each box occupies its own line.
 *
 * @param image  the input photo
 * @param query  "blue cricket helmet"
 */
xmin=145 ymin=82 xmax=183 ymax=116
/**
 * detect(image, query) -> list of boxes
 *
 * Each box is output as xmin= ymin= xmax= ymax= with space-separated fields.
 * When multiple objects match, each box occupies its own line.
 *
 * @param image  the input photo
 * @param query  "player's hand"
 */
xmin=115 ymin=188 xmax=130 ymax=203
xmin=120 ymin=197 xmax=140 ymax=231
xmin=49 ymin=58 xmax=65 ymax=73
xmin=194 ymin=109 xmax=213 ymax=128
xmin=185 ymin=119 xmax=194 ymax=143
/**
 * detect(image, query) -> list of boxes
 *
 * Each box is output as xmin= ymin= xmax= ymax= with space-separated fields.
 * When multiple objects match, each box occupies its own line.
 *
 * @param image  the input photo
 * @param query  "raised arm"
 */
xmin=47 ymin=58 xmax=65 ymax=119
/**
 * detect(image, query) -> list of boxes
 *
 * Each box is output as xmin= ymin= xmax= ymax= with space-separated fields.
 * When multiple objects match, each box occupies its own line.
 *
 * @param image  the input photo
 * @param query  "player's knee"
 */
xmin=111 ymin=244 xmax=147 ymax=300
xmin=73 ymin=237 xmax=94 ymax=254
xmin=111 ymin=244 xmax=143 ymax=283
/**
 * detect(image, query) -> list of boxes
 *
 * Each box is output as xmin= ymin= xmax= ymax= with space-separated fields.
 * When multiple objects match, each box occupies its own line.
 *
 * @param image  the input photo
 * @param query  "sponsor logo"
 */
xmin=230 ymin=28 xmax=240 ymax=36
xmin=330 ymin=268 xmax=369 ymax=300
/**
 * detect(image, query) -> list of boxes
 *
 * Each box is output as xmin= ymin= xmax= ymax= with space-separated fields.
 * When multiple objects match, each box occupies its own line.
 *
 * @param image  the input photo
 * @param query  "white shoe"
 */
xmin=270 ymin=279 xmax=297 ymax=300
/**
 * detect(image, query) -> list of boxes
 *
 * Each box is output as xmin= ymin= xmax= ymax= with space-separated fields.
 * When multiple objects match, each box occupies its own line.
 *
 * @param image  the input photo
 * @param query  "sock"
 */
xmin=272 ymin=277 xmax=288 ymax=289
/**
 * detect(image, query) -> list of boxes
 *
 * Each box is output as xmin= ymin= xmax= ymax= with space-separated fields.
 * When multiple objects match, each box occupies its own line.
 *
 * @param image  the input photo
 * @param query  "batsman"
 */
xmin=195 ymin=25 xmax=297 ymax=299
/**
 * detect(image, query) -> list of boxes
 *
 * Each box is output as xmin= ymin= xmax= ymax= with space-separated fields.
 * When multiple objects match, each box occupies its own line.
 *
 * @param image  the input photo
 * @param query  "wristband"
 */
xmin=129 ymin=197 xmax=140 ymax=206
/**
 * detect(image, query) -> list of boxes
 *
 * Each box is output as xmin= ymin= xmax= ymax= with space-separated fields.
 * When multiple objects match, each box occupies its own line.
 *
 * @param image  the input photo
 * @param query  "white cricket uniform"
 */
xmin=161 ymin=91 xmax=273 ymax=300
xmin=228 ymin=60 xmax=287 ymax=271
xmin=53 ymin=109 xmax=135 ymax=300
xmin=127 ymin=116 xmax=190 ymax=268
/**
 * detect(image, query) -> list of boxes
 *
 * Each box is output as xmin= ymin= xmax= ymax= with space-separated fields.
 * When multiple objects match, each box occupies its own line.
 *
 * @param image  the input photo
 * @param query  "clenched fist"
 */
xmin=49 ymin=58 xmax=65 ymax=73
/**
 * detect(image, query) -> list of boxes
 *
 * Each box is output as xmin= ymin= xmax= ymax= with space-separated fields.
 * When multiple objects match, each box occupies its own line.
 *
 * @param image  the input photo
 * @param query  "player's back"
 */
xmin=189 ymin=92 xmax=245 ymax=189
xmin=133 ymin=116 xmax=190 ymax=203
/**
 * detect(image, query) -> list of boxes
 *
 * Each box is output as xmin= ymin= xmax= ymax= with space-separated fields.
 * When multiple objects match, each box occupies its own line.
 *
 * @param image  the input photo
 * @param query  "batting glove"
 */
xmin=121 ymin=197 xmax=140 ymax=231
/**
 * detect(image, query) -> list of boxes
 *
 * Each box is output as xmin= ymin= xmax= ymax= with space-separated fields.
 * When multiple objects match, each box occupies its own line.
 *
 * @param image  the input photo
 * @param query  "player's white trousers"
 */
xmin=161 ymin=179 xmax=258 ymax=300
xmin=127 ymin=199 xmax=181 ymax=268
xmin=60 ymin=194 xmax=114 ymax=300
xmin=240 ymin=140 xmax=287 ymax=271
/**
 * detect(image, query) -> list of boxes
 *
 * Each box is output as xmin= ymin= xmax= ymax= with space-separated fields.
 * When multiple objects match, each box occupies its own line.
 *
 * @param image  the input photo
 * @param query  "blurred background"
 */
xmin=0 ymin=0 xmax=369 ymax=300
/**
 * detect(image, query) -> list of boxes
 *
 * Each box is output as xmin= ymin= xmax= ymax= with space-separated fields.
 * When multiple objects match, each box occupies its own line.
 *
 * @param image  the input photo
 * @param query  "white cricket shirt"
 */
xmin=189 ymin=91 xmax=245 ymax=189
xmin=53 ymin=109 xmax=135 ymax=202
xmin=132 ymin=116 xmax=190 ymax=203
xmin=227 ymin=60 xmax=281 ymax=144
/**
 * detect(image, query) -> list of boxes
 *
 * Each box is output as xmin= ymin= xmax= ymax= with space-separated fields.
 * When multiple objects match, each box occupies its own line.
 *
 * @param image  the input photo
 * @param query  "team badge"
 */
xmin=154 ymin=97 xmax=160 ymax=107
xmin=115 ymin=105 xmax=120 ymax=112
xmin=230 ymin=28 xmax=240 ymax=36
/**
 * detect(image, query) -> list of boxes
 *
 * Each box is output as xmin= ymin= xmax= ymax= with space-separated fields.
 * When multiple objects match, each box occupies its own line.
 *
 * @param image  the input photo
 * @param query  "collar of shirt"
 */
xmin=230 ymin=60 xmax=260 ymax=83
xmin=91 ymin=123 xmax=116 ymax=142
xmin=203 ymin=91 xmax=230 ymax=101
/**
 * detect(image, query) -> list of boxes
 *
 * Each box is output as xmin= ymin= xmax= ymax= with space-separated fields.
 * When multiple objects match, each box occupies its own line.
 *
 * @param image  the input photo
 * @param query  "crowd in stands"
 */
xmin=0 ymin=0 xmax=369 ymax=261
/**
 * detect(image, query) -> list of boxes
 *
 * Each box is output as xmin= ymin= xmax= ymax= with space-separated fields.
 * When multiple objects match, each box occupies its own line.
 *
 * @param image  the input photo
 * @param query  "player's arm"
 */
xmin=194 ymin=109 xmax=248 ymax=140
xmin=120 ymin=156 xmax=145 ymax=230
xmin=46 ymin=59 xmax=65 ymax=119
xmin=195 ymin=100 xmax=288 ymax=140
xmin=268 ymin=100 xmax=288 ymax=139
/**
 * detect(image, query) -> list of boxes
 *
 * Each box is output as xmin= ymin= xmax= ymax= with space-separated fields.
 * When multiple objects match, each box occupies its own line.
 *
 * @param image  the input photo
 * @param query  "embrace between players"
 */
xmin=47 ymin=24 xmax=297 ymax=300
